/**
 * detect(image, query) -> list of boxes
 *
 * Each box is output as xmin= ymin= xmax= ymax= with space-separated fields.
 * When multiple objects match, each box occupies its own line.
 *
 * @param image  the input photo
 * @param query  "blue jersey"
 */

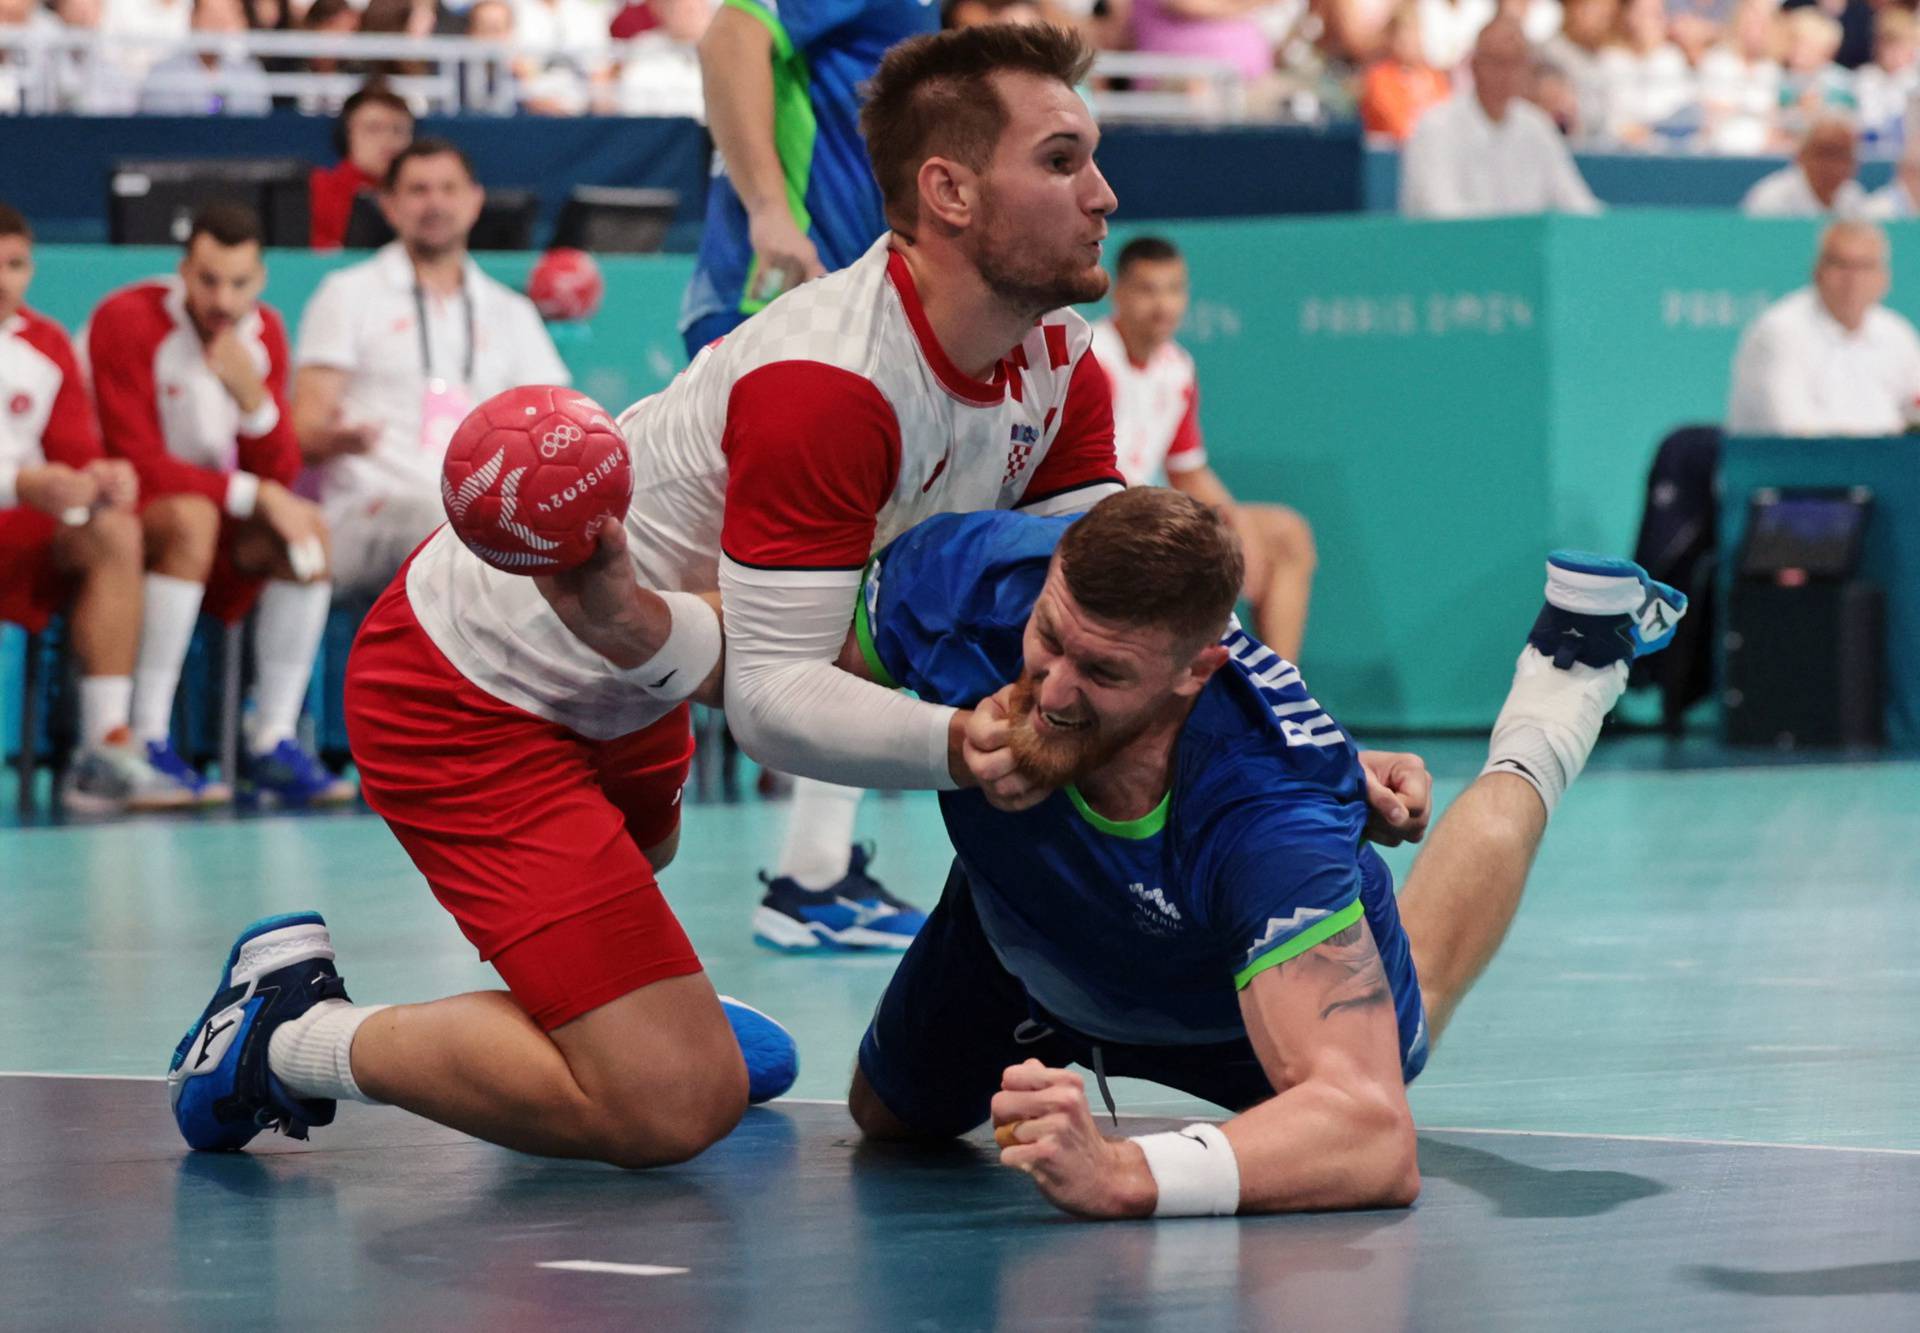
xmin=680 ymin=0 xmax=938 ymax=337
xmin=859 ymin=510 xmax=1426 ymax=1063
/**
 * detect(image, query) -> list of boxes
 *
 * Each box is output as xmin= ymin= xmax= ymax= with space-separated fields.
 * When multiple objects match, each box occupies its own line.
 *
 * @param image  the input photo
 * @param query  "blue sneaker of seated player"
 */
xmin=167 ymin=912 xmax=352 ymax=1152
xmin=718 ymin=996 xmax=799 ymax=1103
xmin=240 ymin=739 xmax=358 ymax=810
xmin=752 ymin=844 xmax=928 ymax=954
xmin=1529 ymin=550 xmax=1688 ymax=672
xmin=144 ymin=737 xmax=232 ymax=806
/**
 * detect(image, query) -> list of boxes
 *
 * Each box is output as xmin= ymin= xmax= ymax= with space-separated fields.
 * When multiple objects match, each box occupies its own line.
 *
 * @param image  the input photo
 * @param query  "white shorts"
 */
xmin=325 ymin=490 xmax=447 ymax=600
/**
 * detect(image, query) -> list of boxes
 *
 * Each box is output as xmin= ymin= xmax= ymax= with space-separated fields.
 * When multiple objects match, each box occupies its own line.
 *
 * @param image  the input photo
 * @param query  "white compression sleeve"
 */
xmin=719 ymin=558 xmax=958 ymax=790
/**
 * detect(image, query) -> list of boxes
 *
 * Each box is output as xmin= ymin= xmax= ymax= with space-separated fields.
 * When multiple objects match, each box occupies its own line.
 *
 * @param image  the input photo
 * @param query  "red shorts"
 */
xmin=0 ymin=507 xmax=71 ymax=633
xmin=344 ymin=567 xmax=700 ymax=1031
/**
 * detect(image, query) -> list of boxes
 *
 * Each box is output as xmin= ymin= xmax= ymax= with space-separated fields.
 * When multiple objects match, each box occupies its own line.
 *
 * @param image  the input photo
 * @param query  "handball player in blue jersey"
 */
xmin=838 ymin=488 xmax=1686 ymax=1220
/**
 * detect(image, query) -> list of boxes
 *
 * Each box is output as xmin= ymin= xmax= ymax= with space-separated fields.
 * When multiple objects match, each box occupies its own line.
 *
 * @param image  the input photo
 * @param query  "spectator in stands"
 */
xmin=1400 ymin=16 xmax=1601 ymax=216
xmin=1128 ymin=0 xmax=1280 ymax=117
xmin=291 ymin=139 xmax=568 ymax=601
xmin=86 ymin=203 xmax=353 ymax=806
xmin=1361 ymin=4 xmax=1451 ymax=141
xmin=1528 ymin=54 xmax=1581 ymax=134
xmin=1741 ymin=114 xmax=1871 ymax=216
xmin=1868 ymin=137 xmax=1920 ymax=218
xmin=512 ymin=0 xmax=612 ymax=111
xmin=1420 ymin=0 xmax=1497 ymax=71
xmin=1541 ymin=0 xmax=1616 ymax=138
xmin=615 ymin=0 xmax=709 ymax=117
xmin=1778 ymin=7 xmax=1854 ymax=132
xmin=139 ymin=0 xmax=272 ymax=113
xmin=102 ymin=0 xmax=190 ymax=84
xmin=1852 ymin=7 xmax=1916 ymax=145
xmin=945 ymin=0 xmax=1047 ymax=28
xmin=297 ymin=0 xmax=359 ymax=111
xmin=1665 ymin=0 xmax=1731 ymax=69
xmin=465 ymin=0 xmax=542 ymax=111
xmin=1697 ymin=0 xmax=1783 ymax=154
xmin=1728 ymin=220 xmax=1920 ymax=435
xmin=46 ymin=0 xmax=142 ymax=113
xmin=0 ymin=202 xmax=187 ymax=813
xmin=310 ymin=83 xmax=414 ymax=250
xmin=1599 ymin=0 xmax=1695 ymax=144
xmin=1090 ymin=235 xmax=1318 ymax=662
xmin=357 ymin=0 xmax=437 ymax=84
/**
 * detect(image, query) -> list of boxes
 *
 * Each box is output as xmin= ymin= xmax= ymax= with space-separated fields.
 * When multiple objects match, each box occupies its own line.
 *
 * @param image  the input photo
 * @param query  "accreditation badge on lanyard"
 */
xmin=417 ymin=281 xmax=477 ymax=455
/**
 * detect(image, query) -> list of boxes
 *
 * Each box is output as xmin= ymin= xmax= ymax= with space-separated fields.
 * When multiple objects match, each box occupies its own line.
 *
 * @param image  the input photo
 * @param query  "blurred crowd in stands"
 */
xmin=2 ymin=0 xmax=1913 ymax=146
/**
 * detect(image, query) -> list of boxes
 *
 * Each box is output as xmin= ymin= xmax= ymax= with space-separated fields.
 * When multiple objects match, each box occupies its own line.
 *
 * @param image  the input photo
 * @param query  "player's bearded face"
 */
xmin=1004 ymin=667 xmax=1162 ymax=787
xmin=971 ymin=178 xmax=1110 ymax=314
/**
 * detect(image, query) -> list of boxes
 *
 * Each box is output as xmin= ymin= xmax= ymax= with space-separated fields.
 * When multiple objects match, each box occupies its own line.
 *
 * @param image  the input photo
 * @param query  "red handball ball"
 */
xmin=527 ymin=247 xmax=605 ymax=323
xmin=440 ymin=385 xmax=632 ymax=575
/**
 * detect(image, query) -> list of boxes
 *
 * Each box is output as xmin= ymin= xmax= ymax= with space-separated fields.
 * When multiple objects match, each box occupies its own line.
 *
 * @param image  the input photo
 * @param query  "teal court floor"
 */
xmin=3 ymin=737 xmax=1919 ymax=1330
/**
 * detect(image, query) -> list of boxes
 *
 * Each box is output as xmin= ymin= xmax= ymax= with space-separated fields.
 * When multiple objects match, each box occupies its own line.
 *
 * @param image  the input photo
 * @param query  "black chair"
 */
xmin=108 ymin=158 xmax=311 ymax=247
xmin=1630 ymin=424 xmax=1723 ymax=732
xmin=551 ymin=186 xmax=680 ymax=255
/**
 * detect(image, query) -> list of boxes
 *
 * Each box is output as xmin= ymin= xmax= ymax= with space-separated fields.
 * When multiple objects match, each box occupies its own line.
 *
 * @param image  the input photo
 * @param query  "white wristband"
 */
xmin=616 ymin=590 xmax=721 ymax=704
xmin=1130 ymin=1123 xmax=1240 ymax=1217
xmin=237 ymin=397 xmax=280 ymax=439
xmin=224 ymin=470 xmax=261 ymax=520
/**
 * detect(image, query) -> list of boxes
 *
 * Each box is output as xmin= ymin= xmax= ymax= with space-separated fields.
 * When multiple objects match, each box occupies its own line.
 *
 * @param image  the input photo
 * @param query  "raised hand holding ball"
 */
xmin=441 ymin=385 xmax=632 ymax=575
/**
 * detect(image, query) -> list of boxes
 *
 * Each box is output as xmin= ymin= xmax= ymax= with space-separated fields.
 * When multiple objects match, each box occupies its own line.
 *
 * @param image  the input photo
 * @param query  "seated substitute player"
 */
xmin=1089 ymin=235 xmax=1317 ymax=663
xmin=86 ymin=203 xmax=351 ymax=807
xmin=164 ymin=26 xmax=1132 ymax=1170
xmin=843 ymin=488 xmax=1685 ymax=1219
xmin=1 ymin=201 xmax=174 ymax=813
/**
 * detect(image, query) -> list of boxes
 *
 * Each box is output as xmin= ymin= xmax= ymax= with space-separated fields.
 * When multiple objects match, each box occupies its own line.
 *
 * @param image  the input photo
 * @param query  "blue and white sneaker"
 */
xmin=239 ymin=740 xmax=357 ymax=809
xmin=145 ymin=737 xmax=232 ymax=806
xmin=1529 ymin=551 xmax=1688 ymax=672
xmin=167 ymin=912 xmax=352 ymax=1152
xmin=751 ymin=845 xmax=928 ymax=954
xmin=718 ymin=996 xmax=799 ymax=1104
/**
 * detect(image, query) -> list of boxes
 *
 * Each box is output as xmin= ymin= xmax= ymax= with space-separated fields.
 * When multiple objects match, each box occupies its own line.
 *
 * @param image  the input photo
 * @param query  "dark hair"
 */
xmin=186 ymin=201 xmax=263 ymax=251
xmin=1057 ymin=489 xmax=1244 ymax=650
xmin=0 ymin=201 xmax=30 ymax=242
xmin=301 ymin=0 xmax=353 ymax=26
xmin=860 ymin=24 xmax=1094 ymax=234
xmin=383 ymin=137 xmax=477 ymax=192
xmin=1116 ymin=235 xmax=1181 ymax=276
xmin=335 ymin=80 xmax=413 ymax=158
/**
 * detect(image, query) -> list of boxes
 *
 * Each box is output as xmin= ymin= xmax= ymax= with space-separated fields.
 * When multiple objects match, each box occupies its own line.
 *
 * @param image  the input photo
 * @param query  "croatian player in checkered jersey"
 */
xmin=843 ymin=490 xmax=1687 ymax=1218
xmin=167 ymin=26 xmax=1132 ymax=1169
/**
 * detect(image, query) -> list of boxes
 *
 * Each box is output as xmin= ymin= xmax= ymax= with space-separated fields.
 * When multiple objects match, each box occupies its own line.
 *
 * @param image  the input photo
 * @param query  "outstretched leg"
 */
xmin=1398 ymin=551 xmax=1686 ymax=1045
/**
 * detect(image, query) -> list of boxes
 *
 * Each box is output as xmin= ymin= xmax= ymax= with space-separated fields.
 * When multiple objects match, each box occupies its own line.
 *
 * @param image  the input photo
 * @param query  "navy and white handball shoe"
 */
xmin=167 ymin=912 xmax=351 ymax=1152
xmin=1529 ymin=550 xmax=1688 ymax=672
xmin=752 ymin=844 xmax=928 ymax=954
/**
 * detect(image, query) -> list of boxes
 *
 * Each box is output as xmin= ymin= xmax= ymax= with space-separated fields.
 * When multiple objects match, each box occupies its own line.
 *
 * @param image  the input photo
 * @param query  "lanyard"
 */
xmin=414 ymin=280 xmax=476 ymax=384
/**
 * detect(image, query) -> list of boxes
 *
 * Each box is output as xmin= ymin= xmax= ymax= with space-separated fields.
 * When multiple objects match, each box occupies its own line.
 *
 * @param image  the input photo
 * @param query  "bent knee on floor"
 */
xmin=588 ymin=1077 xmax=749 ymax=1168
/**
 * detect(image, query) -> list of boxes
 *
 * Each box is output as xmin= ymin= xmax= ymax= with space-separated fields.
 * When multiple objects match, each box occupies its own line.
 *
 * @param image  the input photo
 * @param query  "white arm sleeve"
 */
xmin=719 ymin=558 xmax=959 ymax=790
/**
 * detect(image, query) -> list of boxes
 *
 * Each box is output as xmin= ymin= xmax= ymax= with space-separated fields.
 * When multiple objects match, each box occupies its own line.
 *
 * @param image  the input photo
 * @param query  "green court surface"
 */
xmin=3 ymin=738 xmax=1918 ymax=1329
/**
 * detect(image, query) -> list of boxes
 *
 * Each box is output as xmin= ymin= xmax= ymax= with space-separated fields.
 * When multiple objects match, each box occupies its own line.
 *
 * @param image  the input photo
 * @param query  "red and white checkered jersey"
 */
xmin=406 ymin=235 xmax=1123 ymax=740
xmin=1088 ymin=318 xmax=1206 ymax=488
xmin=84 ymin=280 xmax=300 ymax=514
xmin=0 ymin=307 xmax=102 ymax=508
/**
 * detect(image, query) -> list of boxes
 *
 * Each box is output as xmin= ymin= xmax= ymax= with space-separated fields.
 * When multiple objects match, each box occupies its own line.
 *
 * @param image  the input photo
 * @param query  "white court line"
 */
xmin=538 ymin=1261 xmax=688 ymax=1277
xmin=9 ymin=1076 xmax=1920 ymax=1159
xmin=1421 ymin=1125 xmax=1920 ymax=1159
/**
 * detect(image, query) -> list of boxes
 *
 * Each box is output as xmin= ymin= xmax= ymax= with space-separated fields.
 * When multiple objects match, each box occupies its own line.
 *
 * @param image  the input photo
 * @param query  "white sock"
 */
xmin=1482 ymin=647 xmax=1628 ymax=818
xmin=249 ymin=579 xmax=331 ymax=753
xmin=776 ymin=779 xmax=864 ymax=889
xmin=78 ymin=675 xmax=132 ymax=748
xmin=130 ymin=573 xmax=206 ymax=743
xmin=267 ymin=999 xmax=388 ymax=1104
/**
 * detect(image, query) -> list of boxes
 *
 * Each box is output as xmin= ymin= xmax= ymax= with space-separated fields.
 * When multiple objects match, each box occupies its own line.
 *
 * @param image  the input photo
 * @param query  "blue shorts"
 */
xmin=858 ymin=861 xmax=1428 ymax=1139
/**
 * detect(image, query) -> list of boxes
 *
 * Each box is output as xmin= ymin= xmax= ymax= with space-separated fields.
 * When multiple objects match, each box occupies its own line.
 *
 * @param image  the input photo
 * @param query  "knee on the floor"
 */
xmin=589 ymin=1063 xmax=749 ymax=1169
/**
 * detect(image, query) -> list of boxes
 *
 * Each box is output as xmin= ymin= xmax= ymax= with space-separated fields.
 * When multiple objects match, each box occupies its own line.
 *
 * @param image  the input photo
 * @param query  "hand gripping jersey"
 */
xmin=405 ymin=235 xmax=1122 ymax=743
xmin=857 ymin=508 xmax=1427 ymax=1069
